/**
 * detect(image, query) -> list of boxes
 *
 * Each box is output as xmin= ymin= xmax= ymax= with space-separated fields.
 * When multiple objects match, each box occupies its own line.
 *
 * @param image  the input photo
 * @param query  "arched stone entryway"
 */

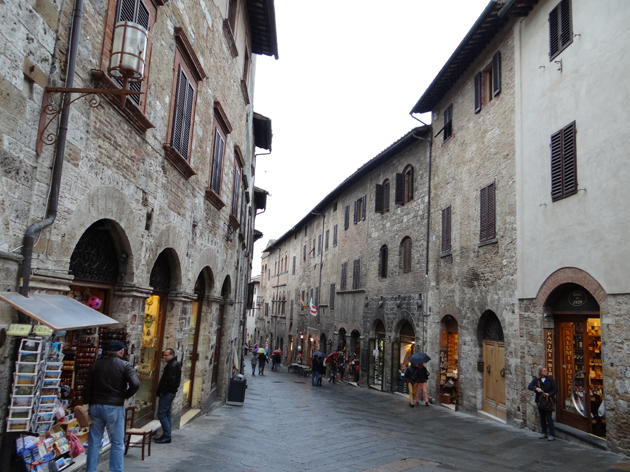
xmin=477 ymin=310 xmax=506 ymax=420
xmin=368 ymin=320 xmax=386 ymax=390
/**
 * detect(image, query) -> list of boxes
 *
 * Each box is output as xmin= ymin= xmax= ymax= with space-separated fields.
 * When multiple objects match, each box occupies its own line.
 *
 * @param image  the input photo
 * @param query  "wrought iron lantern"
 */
xmin=108 ymin=21 xmax=148 ymax=83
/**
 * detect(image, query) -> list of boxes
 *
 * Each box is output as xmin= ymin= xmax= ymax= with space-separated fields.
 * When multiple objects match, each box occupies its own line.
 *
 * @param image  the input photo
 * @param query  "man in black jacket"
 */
xmin=84 ymin=341 xmax=139 ymax=472
xmin=154 ymin=348 xmax=181 ymax=444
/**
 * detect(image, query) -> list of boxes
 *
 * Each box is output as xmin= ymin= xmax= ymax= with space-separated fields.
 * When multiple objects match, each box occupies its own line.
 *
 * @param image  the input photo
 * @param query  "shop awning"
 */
xmin=0 ymin=292 xmax=118 ymax=331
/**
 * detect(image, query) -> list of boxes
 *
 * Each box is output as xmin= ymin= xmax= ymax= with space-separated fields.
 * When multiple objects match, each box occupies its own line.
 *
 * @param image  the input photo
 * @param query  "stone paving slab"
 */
xmin=118 ymin=366 xmax=628 ymax=472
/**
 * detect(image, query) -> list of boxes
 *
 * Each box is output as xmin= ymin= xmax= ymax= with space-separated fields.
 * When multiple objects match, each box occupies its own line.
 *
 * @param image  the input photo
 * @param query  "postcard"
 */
xmin=39 ymin=395 xmax=57 ymax=405
xmin=18 ymin=352 xmax=40 ymax=364
xmin=15 ymin=374 xmax=37 ymax=386
xmin=11 ymin=396 xmax=34 ymax=408
xmin=16 ymin=363 xmax=37 ymax=374
xmin=8 ymin=408 xmax=32 ymax=420
xmin=34 ymin=422 xmax=53 ymax=433
xmin=36 ymin=412 xmax=54 ymax=423
xmin=7 ymin=419 xmax=30 ymax=432
xmin=44 ymin=371 xmax=61 ymax=380
xmin=42 ymin=379 xmax=60 ymax=388
xmin=13 ymin=385 xmax=35 ymax=396
xmin=19 ymin=339 xmax=42 ymax=353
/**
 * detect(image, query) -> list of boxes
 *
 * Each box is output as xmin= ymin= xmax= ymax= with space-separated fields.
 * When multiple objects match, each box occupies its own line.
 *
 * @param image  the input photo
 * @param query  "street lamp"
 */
xmin=109 ymin=21 xmax=148 ymax=82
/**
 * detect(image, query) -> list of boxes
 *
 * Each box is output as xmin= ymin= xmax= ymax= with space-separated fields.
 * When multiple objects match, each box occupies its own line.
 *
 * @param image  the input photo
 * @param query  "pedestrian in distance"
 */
xmin=337 ymin=354 xmax=345 ymax=382
xmin=416 ymin=363 xmax=430 ymax=407
xmin=404 ymin=363 xmax=420 ymax=407
xmin=84 ymin=341 xmax=140 ymax=472
xmin=258 ymin=351 xmax=268 ymax=375
xmin=528 ymin=366 xmax=558 ymax=441
xmin=312 ymin=355 xmax=322 ymax=386
xmin=251 ymin=351 xmax=258 ymax=375
xmin=328 ymin=357 xmax=337 ymax=383
xmin=155 ymin=348 xmax=182 ymax=444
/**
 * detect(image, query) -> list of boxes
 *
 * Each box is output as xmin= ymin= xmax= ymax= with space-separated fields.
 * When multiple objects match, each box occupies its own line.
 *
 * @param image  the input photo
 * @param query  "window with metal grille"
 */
xmin=379 ymin=245 xmax=388 ymax=278
xmin=210 ymin=128 xmax=225 ymax=194
xmin=444 ymin=104 xmax=453 ymax=141
xmin=401 ymin=237 xmax=412 ymax=273
xmin=114 ymin=0 xmax=150 ymax=106
xmin=551 ymin=121 xmax=577 ymax=202
xmin=340 ymin=262 xmax=347 ymax=290
xmin=441 ymin=206 xmax=452 ymax=253
xmin=329 ymin=284 xmax=335 ymax=310
xmin=549 ymin=0 xmax=573 ymax=61
xmin=352 ymin=259 xmax=361 ymax=289
xmin=333 ymin=224 xmax=338 ymax=247
xmin=480 ymin=182 xmax=496 ymax=242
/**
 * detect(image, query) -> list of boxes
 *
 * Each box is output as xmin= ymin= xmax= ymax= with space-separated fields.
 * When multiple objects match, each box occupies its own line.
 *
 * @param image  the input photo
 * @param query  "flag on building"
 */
xmin=299 ymin=296 xmax=308 ymax=310
xmin=310 ymin=298 xmax=317 ymax=316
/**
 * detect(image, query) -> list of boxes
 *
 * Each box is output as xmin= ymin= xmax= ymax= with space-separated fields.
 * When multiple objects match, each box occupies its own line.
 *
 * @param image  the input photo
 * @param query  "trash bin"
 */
xmin=226 ymin=374 xmax=247 ymax=406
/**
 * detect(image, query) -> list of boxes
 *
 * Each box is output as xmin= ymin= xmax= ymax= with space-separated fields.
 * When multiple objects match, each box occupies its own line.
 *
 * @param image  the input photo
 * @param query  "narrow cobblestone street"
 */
xmin=121 ymin=365 xmax=628 ymax=472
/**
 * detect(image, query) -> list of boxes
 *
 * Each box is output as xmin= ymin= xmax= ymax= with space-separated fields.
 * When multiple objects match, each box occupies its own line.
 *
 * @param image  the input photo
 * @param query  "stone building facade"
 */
xmin=0 ymin=0 xmax=277 ymax=459
xmin=259 ymin=127 xmax=432 ymax=391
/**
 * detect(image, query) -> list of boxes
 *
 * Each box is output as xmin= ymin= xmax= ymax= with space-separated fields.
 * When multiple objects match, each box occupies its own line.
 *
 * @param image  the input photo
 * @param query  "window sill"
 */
xmin=91 ymin=70 xmax=155 ymax=133
xmin=163 ymin=144 xmax=196 ymax=179
xmin=240 ymin=80 xmax=250 ymax=105
xmin=222 ymin=20 xmax=239 ymax=58
xmin=229 ymin=214 xmax=240 ymax=230
xmin=440 ymin=250 xmax=452 ymax=258
xmin=336 ymin=288 xmax=365 ymax=294
xmin=478 ymin=238 xmax=498 ymax=248
xmin=205 ymin=189 xmax=226 ymax=211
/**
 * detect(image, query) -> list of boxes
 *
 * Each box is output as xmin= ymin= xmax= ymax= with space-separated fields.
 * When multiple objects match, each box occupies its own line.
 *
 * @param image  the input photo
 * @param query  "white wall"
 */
xmin=515 ymin=0 xmax=630 ymax=297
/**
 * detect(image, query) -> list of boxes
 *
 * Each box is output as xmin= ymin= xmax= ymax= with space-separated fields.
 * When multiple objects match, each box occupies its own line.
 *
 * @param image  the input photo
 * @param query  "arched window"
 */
xmin=400 ymin=237 xmax=412 ymax=273
xmin=379 ymin=245 xmax=388 ymax=278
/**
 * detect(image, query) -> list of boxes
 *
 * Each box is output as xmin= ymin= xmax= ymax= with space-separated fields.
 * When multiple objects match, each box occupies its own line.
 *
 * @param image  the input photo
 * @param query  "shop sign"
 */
xmin=562 ymin=326 xmax=574 ymax=392
xmin=7 ymin=324 xmax=31 ymax=336
xmin=544 ymin=329 xmax=554 ymax=377
xmin=33 ymin=326 xmax=53 ymax=337
xmin=568 ymin=291 xmax=586 ymax=307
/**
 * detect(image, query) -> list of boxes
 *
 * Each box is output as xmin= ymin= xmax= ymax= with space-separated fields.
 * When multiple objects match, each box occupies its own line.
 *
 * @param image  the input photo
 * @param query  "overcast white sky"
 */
xmin=251 ymin=0 xmax=490 ymax=276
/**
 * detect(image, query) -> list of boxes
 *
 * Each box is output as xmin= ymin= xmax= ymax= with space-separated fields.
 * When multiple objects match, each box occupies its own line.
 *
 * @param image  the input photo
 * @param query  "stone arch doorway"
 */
xmin=368 ymin=320 xmax=386 ymax=390
xmin=212 ymin=276 xmax=231 ymax=391
xmin=546 ymin=282 xmax=604 ymax=437
xmin=349 ymin=329 xmax=361 ymax=383
xmin=137 ymin=248 xmax=180 ymax=426
xmin=392 ymin=320 xmax=416 ymax=393
xmin=478 ymin=311 xmax=506 ymax=420
xmin=337 ymin=327 xmax=347 ymax=351
xmin=183 ymin=268 xmax=213 ymax=411
xmin=438 ymin=315 xmax=459 ymax=408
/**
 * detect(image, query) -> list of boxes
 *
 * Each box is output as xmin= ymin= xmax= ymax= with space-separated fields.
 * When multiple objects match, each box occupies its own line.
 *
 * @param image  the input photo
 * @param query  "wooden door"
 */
xmin=482 ymin=340 xmax=506 ymax=420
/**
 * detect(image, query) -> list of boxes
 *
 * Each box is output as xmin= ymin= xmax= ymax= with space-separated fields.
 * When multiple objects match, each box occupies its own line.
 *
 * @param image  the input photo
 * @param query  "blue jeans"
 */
xmin=86 ymin=404 xmax=125 ymax=472
xmin=539 ymin=408 xmax=555 ymax=437
xmin=312 ymin=370 xmax=320 ymax=386
xmin=158 ymin=393 xmax=176 ymax=439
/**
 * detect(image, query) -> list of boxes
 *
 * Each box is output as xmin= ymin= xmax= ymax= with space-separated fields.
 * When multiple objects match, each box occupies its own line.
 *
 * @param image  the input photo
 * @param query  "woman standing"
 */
xmin=528 ymin=366 xmax=558 ymax=441
xmin=415 ymin=363 xmax=430 ymax=407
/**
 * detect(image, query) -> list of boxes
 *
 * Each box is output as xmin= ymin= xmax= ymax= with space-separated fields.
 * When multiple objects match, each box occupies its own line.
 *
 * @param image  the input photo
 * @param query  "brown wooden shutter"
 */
xmin=395 ymin=173 xmax=404 ymax=204
xmin=353 ymin=200 xmax=358 ymax=224
xmin=325 ymin=229 xmax=329 ymax=250
xmin=551 ymin=121 xmax=578 ymax=201
xmin=362 ymin=195 xmax=367 ymax=220
xmin=442 ymin=206 xmax=451 ymax=252
xmin=231 ymin=166 xmax=240 ymax=216
xmin=172 ymin=67 xmax=187 ymax=156
xmin=210 ymin=129 xmax=224 ymax=194
xmin=333 ymin=224 xmax=338 ymax=246
xmin=292 ymin=256 xmax=296 ymax=274
xmin=341 ymin=262 xmax=347 ymax=290
xmin=480 ymin=186 xmax=488 ymax=241
xmin=344 ymin=205 xmax=350 ymax=229
xmin=375 ymin=184 xmax=383 ymax=213
xmin=330 ymin=284 xmax=335 ymax=310
xmin=474 ymin=72 xmax=482 ymax=113
xmin=549 ymin=4 xmax=560 ymax=59
xmin=303 ymin=244 xmax=306 ymax=261
xmin=403 ymin=238 xmax=412 ymax=273
xmin=406 ymin=168 xmax=414 ymax=202
xmin=487 ymin=183 xmax=495 ymax=239
xmin=353 ymin=259 xmax=360 ymax=289
xmin=383 ymin=181 xmax=390 ymax=212
xmin=380 ymin=246 xmax=388 ymax=278
xmin=493 ymin=51 xmax=502 ymax=96
xmin=444 ymin=104 xmax=453 ymax=140
xmin=560 ymin=0 xmax=572 ymax=48
xmin=246 ymin=282 xmax=254 ymax=309
xmin=550 ymin=129 xmax=563 ymax=200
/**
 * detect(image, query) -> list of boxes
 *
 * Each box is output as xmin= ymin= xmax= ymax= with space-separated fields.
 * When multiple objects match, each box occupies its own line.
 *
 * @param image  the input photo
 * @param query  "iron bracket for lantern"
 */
xmin=36 ymin=87 xmax=144 ymax=155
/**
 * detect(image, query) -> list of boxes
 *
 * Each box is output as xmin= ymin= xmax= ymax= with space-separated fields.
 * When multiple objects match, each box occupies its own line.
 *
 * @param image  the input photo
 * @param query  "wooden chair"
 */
xmin=124 ymin=406 xmax=152 ymax=460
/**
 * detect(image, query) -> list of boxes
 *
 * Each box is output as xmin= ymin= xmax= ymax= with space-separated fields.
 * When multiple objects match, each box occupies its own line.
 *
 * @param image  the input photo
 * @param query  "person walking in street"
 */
xmin=528 ymin=366 xmax=558 ymax=441
xmin=258 ymin=350 xmax=268 ymax=375
xmin=337 ymin=354 xmax=345 ymax=383
xmin=154 ymin=348 xmax=182 ymax=444
xmin=415 ymin=363 xmax=430 ymax=407
xmin=404 ymin=363 xmax=419 ymax=407
xmin=328 ymin=357 xmax=337 ymax=383
xmin=84 ymin=341 xmax=140 ymax=472
xmin=312 ymin=355 xmax=322 ymax=386
xmin=251 ymin=351 xmax=258 ymax=376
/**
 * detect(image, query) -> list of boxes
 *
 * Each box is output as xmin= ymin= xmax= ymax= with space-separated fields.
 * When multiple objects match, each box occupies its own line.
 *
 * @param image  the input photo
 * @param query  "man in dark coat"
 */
xmin=154 ymin=348 xmax=181 ymax=444
xmin=258 ymin=350 xmax=268 ymax=375
xmin=84 ymin=341 xmax=139 ymax=472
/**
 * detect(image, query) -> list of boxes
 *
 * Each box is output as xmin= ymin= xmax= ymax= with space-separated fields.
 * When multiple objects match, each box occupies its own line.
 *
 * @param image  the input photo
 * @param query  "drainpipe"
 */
xmin=20 ymin=0 xmax=85 ymax=297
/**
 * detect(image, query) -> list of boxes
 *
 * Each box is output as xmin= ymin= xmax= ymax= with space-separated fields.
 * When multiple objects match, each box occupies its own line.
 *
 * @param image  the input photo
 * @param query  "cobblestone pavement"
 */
xmin=121 ymin=365 xmax=628 ymax=472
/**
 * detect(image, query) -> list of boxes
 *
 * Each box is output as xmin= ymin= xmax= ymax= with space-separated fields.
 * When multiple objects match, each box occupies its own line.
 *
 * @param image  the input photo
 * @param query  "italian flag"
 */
xmin=310 ymin=298 xmax=317 ymax=316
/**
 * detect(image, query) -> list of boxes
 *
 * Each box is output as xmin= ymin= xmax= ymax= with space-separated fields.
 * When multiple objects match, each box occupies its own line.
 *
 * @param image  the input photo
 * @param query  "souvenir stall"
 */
xmin=1 ymin=292 xmax=117 ymax=471
xmin=438 ymin=315 xmax=459 ymax=406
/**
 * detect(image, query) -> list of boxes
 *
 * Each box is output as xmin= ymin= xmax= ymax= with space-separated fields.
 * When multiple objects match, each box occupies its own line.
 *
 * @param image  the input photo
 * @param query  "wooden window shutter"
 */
xmin=474 ymin=72 xmax=482 ymax=114
xmin=362 ymin=195 xmax=367 ymax=220
xmin=487 ymin=183 xmax=495 ymax=240
xmin=375 ymin=184 xmax=383 ymax=214
xmin=353 ymin=200 xmax=358 ymax=224
xmin=442 ymin=206 xmax=451 ymax=252
xmin=551 ymin=121 xmax=578 ymax=201
xmin=353 ymin=259 xmax=360 ymax=289
xmin=231 ymin=166 xmax=240 ymax=216
xmin=560 ymin=0 xmax=573 ymax=49
xmin=330 ymin=284 xmax=335 ymax=310
xmin=549 ymin=4 xmax=560 ymax=59
xmin=292 ymin=256 xmax=296 ymax=274
xmin=383 ymin=181 xmax=390 ymax=212
xmin=403 ymin=238 xmax=412 ymax=273
xmin=333 ymin=224 xmax=338 ymax=246
xmin=315 ymin=287 xmax=319 ymax=307
xmin=341 ymin=262 xmax=347 ymax=290
xmin=325 ymin=229 xmax=329 ymax=250
xmin=405 ymin=167 xmax=414 ymax=202
xmin=210 ymin=129 xmax=225 ymax=194
xmin=303 ymin=244 xmax=306 ymax=261
xmin=492 ymin=51 xmax=502 ymax=96
xmin=444 ymin=104 xmax=453 ymax=140
xmin=395 ymin=173 xmax=404 ymax=205
xmin=480 ymin=186 xmax=488 ymax=241
xmin=344 ymin=205 xmax=350 ymax=229
xmin=380 ymin=246 xmax=388 ymax=278
xmin=246 ymin=282 xmax=254 ymax=309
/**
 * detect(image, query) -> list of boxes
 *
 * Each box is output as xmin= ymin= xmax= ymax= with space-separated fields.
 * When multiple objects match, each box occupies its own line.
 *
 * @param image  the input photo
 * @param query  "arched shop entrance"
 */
xmin=438 ymin=315 xmax=459 ymax=407
xmin=337 ymin=328 xmax=347 ymax=351
xmin=137 ymin=250 xmax=177 ymax=425
xmin=547 ymin=283 xmax=604 ymax=437
xmin=368 ymin=320 xmax=386 ymax=390
xmin=479 ymin=311 xmax=506 ymax=420
xmin=182 ymin=270 xmax=212 ymax=411
xmin=392 ymin=320 xmax=415 ymax=393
